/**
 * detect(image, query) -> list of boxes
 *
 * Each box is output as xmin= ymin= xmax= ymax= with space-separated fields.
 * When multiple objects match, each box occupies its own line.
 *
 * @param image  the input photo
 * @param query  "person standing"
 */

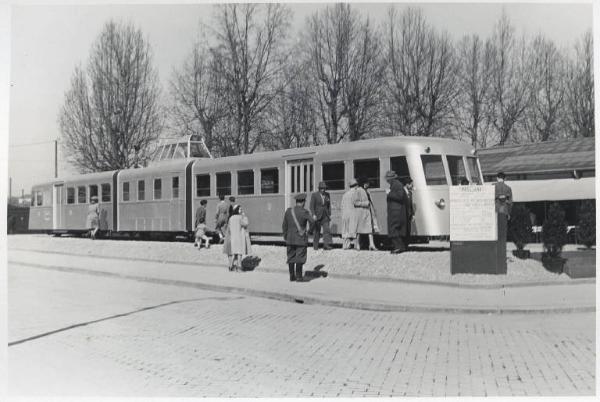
xmin=385 ymin=171 xmax=407 ymax=253
xmin=194 ymin=199 xmax=210 ymax=249
xmin=86 ymin=195 xmax=100 ymax=240
xmin=494 ymin=171 xmax=513 ymax=241
xmin=402 ymin=177 xmax=415 ymax=248
xmin=353 ymin=177 xmax=374 ymax=250
xmin=282 ymin=194 xmax=315 ymax=282
xmin=362 ymin=178 xmax=380 ymax=250
xmin=223 ymin=205 xmax=252 ymax=271
xmin=215 ymin=194 xmax=230 ymax=242
xmin=309 ymin=181 xmax=332 ymax=250
xmin=341 ymin=179 xmax=359 ymax=250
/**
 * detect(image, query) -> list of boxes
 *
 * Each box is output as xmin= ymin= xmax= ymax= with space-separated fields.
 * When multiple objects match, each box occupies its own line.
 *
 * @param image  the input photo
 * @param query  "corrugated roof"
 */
xmin=477 ymin=137 xmax=595 ymax=175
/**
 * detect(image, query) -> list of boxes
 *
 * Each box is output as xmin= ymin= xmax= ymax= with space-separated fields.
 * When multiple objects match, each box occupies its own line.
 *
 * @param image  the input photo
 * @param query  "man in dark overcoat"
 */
xmin=309 ymin=181 xmax=332 ymax=250
xmin=385 ymin=170 xmax=407 ymax=253
xmin=402 ymin=177 xmax=415 ymax=248
xmin=282 ymin=193 xmax=315 ymax=281
xmin=494 ymin=171 xmax=513 ymax=241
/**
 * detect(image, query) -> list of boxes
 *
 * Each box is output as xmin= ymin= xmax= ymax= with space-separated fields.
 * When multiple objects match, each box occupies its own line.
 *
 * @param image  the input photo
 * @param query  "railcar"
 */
xmin=29 ymin=135 xmax=484 ymax=241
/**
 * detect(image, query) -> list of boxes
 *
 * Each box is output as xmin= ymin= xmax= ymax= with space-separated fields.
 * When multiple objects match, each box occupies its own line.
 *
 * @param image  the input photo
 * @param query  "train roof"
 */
xmin=196 ymin=136 xmax=474 ymax=166
xmin=477 ymin=137 xmax=595 ymax=175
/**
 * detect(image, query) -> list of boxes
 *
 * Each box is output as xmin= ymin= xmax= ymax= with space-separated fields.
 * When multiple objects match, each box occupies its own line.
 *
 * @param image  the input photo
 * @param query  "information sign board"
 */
xmin=450 ymin=185 xmax=496 ymax=241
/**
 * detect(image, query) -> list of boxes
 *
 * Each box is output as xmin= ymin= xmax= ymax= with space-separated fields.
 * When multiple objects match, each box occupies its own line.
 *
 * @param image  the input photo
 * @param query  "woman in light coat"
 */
xmin=86 ymin=195 xmax=100 ymax=240
xmin=223 ymin=205 xmax=252 ymax=271
xmin=352 ymin=177 xmax=373 ymax=250
xmin=341 ymin=180 xmax=359 ymax=249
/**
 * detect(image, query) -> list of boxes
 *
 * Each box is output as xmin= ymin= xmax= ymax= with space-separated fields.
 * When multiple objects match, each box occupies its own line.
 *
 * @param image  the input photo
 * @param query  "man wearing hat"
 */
xmin=402 ymin=177 xmax=415 ymax=247
xmin=282 ymin=193 xmax=315 ymax=281
xmin=385 ymin=170 xmax=408 ymax=253
xmin=494 ymin=172 xmax=512 ymax=218
xmin=309 ymin=181 xmax=332 ymax=250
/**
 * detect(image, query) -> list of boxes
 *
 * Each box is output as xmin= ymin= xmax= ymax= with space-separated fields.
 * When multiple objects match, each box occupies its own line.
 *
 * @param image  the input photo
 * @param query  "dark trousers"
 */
xmin=312 ymin=218 xmax=331 ymax=249
xmin=390 ymin=236 xmax=406 ymax=252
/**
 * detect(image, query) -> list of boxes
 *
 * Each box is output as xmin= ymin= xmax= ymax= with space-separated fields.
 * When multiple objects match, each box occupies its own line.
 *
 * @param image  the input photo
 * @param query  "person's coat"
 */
xmin=282 ymin=206 xmax=314 ymax=245
xmin=309 ymin=191 xmax=331 ymax=221
xmin=353 ymin=187 xmax=374 ymax=234
xmin=341 ymin=188 xmax=358 ymax=239
xmin=494 ymin=181 xmax=513 ymax=216
xmin=223 ymin=214 xmax=252 ymax=255
xmin=386 ymin=179 xmax=407 ymax=237
xmin=194 ymin=205 xmax=207 ymax=228
xmin=366 ymin=188 xmax=380 ymax=233
xmin=215 ymin=201 xmax=230 ymax=226
xmin=86 ymin=203 xmax=100 ymax=229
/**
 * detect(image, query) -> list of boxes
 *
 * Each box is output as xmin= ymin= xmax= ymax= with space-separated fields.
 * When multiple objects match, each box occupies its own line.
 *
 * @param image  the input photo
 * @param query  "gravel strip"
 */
xmin=8 ymin=235 xmax=574 ymax=286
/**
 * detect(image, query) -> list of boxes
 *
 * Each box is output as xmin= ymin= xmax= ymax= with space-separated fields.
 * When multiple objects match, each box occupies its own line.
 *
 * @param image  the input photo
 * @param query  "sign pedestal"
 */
xmin=451 ymin=214 xmax=507 ymax=274
xmin=449 ymin=185 xmax=507 ymax=275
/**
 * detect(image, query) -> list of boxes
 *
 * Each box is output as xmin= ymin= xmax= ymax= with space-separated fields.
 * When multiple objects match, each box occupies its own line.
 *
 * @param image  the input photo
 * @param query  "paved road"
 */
xmin=8 ymin=261 xmax=595 ymax=397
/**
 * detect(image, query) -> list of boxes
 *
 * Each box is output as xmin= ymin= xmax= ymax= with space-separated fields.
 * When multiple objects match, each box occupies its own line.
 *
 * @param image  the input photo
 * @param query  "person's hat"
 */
xmin=318 ymin=181 xmax=327 ymax=189
xmin=384 ymin=170 xmax=398 ymax=180
xmin=497 ymin=171 xmax=506 ymax=179
xmin=349 ymin=178 xmax=358 ymax=187
xmin=294 ymin=193 xmax=307 ymax=202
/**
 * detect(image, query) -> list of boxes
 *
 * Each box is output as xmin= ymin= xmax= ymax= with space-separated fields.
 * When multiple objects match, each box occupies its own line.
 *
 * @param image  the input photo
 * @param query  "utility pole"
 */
xmin=54 ymin=139 xmax=58 ymax=178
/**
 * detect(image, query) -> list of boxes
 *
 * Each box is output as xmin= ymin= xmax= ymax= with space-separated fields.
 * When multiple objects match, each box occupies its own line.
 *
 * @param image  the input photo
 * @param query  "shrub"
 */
xmin=577 ymin=200 xmax=596 ymax=249
xmin=542 ymin=203 xmax=568 ymax=258
xmin=508 ymin=204 xmax=532 ymax=251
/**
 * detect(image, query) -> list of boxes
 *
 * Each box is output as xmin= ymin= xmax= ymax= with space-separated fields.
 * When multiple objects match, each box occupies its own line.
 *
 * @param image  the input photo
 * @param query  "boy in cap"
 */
xmin=309 ymin=181 xmax=332 ymax=250
xmin=282 ymin=193 xmax=315 ymax=281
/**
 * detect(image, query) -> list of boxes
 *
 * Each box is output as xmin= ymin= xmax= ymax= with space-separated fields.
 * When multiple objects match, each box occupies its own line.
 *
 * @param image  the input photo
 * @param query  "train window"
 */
xmin=101 ymin=183 xmax=111 ymax=202
xmin=354 ymin=159 xmax=380 ymax=188
xmin=154 ymin=178 xmax=162 ymax=200
xmin=421 ymin=155 xmax=447 ymax=185
xmin=196 ymin=174 xmax=210 ymax=197
xmin=238 ymin=170 xmax=254 ymax=195
xmin=77 ymin=186 xmax=86 ymax=203
xmin=36 ymin=191 xmax=43 ymax=206
xmin=67 ymin=187 xmax=75 ymax=204
xmin=89 ymin=185 xmax=99 ymax=202
xmin=138 ymin=180 xmax=145 ymax=201
xmin=322 ymin=162 xmax=345 ymax=190
xmin=172 ymin=177 xmax=180 ymax=199
xmin=216 ymin=172 xmax=231 ymax=196
xmin=122 ymin=182 xmax=130 ymax=202
xmin=261 ymin=168 xmax=279 ymax=194
xmin=390 ymin=156 xmax=411 ymax=184
xmin=466 ymin=157 xmax=482 ymax=184
xmin=446 ymin=156 xmax=467 ymax=185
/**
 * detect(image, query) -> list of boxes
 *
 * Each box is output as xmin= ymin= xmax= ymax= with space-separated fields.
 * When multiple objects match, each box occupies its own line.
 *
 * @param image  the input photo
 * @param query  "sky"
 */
xmin=6 ymin=1 xmax=594 ymax=195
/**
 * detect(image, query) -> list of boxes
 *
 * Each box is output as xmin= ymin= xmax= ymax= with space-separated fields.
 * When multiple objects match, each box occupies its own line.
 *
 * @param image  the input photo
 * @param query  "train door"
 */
xmin=52 ymin=183 xmax=64 ymax=230
xmin=285 ymin=159 xmax=314 ymax=209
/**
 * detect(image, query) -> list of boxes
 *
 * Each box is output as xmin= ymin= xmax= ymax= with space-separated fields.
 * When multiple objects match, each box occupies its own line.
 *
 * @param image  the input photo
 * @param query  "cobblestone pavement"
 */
xmin=8 ymin=263 xmax=595 ymax=397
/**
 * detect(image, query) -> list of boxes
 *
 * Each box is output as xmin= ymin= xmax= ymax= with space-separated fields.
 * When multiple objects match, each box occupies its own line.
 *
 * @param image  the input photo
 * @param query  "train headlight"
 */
xmin=435 ymin=198 xmax=446 ymax=209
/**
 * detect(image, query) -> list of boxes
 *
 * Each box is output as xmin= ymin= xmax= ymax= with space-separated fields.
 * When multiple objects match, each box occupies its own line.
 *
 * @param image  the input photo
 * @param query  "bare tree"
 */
xmin=209 ymin=4 xmax=291 ymax=155
xmin=305 ymin=4 xmax=355 ymax=144
xmin=487 ymin=12 xmax=532 ymax=145
xmin=453 ymin=34 xmax=494 ymax=147
xmin=169 ymin=38 xmax=226 ymax=154
xmin=59 ymin=21 xmax=162 ymax=172
xmin=262 ymin=60 xmax=318 ymax=150
xmin=384 ymin=7 xmax=457 ymax=137
xmin=342 ymin=17 xmax=385 ymax=141
xmin=564 ymin=29 xmax=594 ymax=138
xmin=521 ymin=35 xmax=566 ymax=142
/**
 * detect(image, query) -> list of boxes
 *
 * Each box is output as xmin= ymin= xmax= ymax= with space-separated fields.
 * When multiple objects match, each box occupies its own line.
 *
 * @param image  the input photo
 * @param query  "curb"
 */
xmin=9 ymin=247 xmax=595 ymax=289
xmin=10 ymin=260 xmax=596 ymax=315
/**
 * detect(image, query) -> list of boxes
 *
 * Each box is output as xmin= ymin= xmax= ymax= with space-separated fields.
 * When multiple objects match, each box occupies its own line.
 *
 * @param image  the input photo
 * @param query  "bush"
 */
xmin=577 ymin=200 xmax=595 ymax=248
xmin=508 ymin=204 xmax=532 ymax=251
xmin=542 ymin=203 xmax=568 ymax=258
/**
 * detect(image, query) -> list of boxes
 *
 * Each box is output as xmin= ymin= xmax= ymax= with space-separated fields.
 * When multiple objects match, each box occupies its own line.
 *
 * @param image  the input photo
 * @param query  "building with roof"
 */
xmin=477 ymin=137 xmax=595 ymax=231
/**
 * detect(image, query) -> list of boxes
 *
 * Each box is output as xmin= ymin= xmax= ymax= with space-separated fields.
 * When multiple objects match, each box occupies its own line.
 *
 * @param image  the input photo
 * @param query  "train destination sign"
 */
xmin=449 ymin=185 xmax=496 ymax=241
